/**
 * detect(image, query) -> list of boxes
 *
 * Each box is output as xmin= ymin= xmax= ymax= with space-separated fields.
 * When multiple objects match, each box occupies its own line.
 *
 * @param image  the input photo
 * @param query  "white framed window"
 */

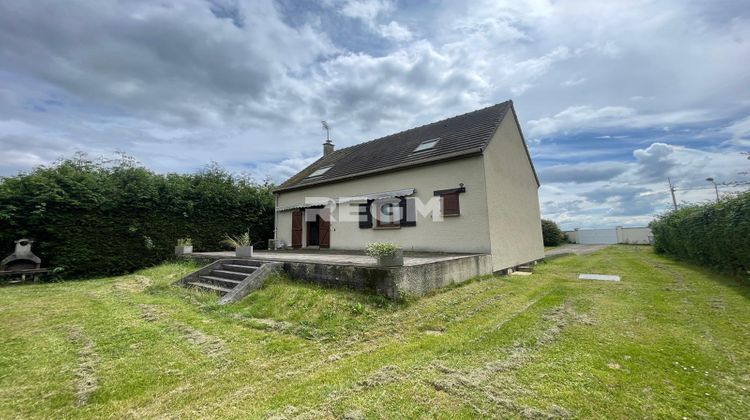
xmin=376 ymin=200 xmax=401 ymax=228
xmin=413 ymin=138 xmax=440 ymax=153
xmin=307 ymin=165 xmax=333 ymax=178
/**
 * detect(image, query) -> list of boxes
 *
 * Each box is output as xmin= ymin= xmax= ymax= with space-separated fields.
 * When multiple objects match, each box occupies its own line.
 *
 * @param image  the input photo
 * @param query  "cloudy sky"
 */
xmin=1 ymin=0 xmax=748 ymax=228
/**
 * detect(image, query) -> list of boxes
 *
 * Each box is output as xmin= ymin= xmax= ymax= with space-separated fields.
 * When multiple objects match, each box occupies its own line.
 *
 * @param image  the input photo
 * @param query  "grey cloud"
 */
xmin=0 ymin=0 xmax=334 ymax=126
xmin=632 ymin=142 xmax=677 ymax=181
xmin=538 ymin=162 xmax=629 ymax=184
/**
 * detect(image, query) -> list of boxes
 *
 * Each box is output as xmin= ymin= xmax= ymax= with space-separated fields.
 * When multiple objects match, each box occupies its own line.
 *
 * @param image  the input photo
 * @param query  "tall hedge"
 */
xmin=541 ymin=219 xmax=565 ymax=246
xmin=0 ymin=155 xmax=275 ymax=278
xmin=649 ymin=191 xmax=750 ymax=274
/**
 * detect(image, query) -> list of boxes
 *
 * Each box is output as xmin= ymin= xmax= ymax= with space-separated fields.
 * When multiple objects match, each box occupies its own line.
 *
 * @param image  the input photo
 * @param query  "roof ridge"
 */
xmin=275 ymin=100 xmax=514 ymax=192
xmin=331 ymin=100 xmax=511 ymax=154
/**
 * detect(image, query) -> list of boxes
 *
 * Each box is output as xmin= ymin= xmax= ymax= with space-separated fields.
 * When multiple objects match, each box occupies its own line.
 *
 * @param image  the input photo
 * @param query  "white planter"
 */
xmin=174 ymin=245 xmax=193 ymax=256
xmin=377 ymin=249 xmax=404 ymax=267
xmin=236 ymin=245 xmax=254 ymax=258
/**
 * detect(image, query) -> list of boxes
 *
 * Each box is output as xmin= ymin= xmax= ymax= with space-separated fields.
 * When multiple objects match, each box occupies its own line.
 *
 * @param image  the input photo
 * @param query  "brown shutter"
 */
xmin=359 ymin=200 xmax=373 ymax=228
xmin=291 ymin=210 xmax=303 ymax=248
xmin=441 ymin=192 xmax=460 ymax=216
xmin=319 ymin=210 xmax=330 ymax=248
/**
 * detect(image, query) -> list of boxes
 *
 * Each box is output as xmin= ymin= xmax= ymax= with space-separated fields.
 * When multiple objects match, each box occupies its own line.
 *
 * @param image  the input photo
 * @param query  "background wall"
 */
xmin=564 ymin=227 xmax=653 ymax=245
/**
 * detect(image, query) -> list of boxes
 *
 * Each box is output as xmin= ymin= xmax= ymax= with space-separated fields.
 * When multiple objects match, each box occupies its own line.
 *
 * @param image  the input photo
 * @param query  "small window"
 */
xmin=376 ymin=200 xmax=401 ymax=228
xmin=413 ymin=138 xmax=440 ymax=153
xmin=307 ymin=165 xmax=332 ymax=178
xmin=434 ymin=186 xmax=466 ymax=217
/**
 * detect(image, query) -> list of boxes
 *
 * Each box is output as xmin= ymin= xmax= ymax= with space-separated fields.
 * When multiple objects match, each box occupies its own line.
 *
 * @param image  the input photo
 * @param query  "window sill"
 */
xmin=373 ymin=226 xmax=401 ymax=230
xmin=442 ymin=213 xmax=461 ymax=217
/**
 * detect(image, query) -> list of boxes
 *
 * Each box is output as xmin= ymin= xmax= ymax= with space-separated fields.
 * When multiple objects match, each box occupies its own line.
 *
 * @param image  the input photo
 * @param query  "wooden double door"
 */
xmin=292 ymin=209 xmax=329 ymax=249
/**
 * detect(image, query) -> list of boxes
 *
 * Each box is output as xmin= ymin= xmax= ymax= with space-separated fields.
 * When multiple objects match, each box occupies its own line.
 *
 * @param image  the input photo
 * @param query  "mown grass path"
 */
xmin=0 ymin=246 xmax=748 ymax=418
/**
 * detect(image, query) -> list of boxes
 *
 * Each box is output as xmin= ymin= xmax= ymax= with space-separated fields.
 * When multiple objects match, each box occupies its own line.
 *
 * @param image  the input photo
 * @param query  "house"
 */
xmin=273 ymin=101 xmax=544 ymax=273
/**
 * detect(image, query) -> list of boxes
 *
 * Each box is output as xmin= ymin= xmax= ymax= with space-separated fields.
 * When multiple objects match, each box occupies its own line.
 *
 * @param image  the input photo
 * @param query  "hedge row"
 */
xmin=649 ymin=191 xmax=750 ymax=274
xmin=0 ymin=156 xmax=275 ymax=278
xmin=541 ymin=219 xmax=565 ymax=246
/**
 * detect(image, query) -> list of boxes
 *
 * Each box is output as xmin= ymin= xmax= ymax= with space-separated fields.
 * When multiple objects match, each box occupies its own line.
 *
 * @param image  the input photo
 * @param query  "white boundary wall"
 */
xmin=564 ymin=227 xmax=652 ymax=245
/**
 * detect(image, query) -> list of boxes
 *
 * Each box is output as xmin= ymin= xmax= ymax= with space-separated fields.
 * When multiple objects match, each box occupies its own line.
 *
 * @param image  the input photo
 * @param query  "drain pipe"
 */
xmin=273 ymin=193 xmax=279 ymax=242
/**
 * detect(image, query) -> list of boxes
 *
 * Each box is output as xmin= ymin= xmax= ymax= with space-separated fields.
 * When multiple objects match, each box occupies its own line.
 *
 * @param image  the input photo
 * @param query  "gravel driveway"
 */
xmin=545 ymin=244 xmax=611 ymax=258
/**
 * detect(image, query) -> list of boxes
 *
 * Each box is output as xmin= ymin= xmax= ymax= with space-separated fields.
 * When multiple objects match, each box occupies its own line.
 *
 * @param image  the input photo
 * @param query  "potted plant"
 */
xmin=175 ymin=238 xmax=193 ymax=256
xmin=223 ymin=232 xmax=253 ymax=257
xmin=366 ymin=242 xmax=404 ymax=267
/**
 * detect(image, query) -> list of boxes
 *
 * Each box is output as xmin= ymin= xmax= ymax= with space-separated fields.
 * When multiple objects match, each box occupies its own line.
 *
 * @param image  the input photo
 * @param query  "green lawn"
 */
xmin=1 ymin=246 xmax=748 ymax=418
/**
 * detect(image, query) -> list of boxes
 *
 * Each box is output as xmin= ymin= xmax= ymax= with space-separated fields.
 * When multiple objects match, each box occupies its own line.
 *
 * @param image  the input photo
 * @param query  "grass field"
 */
xmin=1 ymin=246 xmax=748 ymax=418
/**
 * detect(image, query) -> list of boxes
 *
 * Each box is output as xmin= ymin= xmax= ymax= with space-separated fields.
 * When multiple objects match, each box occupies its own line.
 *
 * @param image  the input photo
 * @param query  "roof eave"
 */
xmin=273 ymin=147 xmax=484 ymax=193
xmin=507 ymin=103 xmax=541 ymax=188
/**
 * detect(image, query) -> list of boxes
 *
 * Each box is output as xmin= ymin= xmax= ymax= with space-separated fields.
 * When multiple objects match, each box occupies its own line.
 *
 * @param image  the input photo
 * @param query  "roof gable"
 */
xmin=276 ymin=101 xmax=512 ymax=192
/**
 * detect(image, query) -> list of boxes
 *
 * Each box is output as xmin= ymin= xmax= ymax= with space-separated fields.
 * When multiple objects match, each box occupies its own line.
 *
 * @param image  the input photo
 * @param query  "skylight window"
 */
xmin=307 ymin=165 xmax=333 ymax=178
xmin=413 ymin=138 xmax=440 ymax=153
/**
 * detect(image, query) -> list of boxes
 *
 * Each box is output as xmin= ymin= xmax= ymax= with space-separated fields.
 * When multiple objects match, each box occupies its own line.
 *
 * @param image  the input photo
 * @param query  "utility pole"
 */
xmin=668 ymin=177 xmax=678 ymax=210
xmin=706 ymin=177 xmax=719 ymax=203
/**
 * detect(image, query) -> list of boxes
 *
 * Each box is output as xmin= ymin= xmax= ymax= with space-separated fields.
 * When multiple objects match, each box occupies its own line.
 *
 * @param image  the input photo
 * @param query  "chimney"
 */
xmin=323 ymin=140 xmax=334 ymax=156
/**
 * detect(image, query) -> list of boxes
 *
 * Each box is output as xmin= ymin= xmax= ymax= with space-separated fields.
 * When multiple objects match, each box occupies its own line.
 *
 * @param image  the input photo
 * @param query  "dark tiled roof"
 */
xmin=275 ymin=101 xmax=516 ymax=192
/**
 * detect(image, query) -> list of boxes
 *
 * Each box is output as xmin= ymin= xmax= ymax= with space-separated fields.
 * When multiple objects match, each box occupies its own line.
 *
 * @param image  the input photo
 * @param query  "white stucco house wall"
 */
xmin=273 ymin=101 xmax=544 ymax=272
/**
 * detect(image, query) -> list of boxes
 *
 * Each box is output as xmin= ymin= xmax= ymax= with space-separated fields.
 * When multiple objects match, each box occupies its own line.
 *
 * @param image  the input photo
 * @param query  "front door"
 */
xmin=307 ymin=216 xmax=320 ymax=246
xmin=291 ymin=210 xmax=303 ymax=248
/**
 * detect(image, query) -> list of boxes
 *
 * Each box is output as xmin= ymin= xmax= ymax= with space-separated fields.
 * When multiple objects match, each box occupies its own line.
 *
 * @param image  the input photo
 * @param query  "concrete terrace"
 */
xmin=182 ymin=249 xmax=494 ymax=298
xmin=186 ymin=249 xmax=484 ymax=267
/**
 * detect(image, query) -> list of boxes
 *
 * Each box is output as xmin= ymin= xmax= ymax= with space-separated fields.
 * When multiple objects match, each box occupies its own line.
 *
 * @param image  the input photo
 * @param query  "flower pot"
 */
xmin=174 ymin=245 xmax=193 ymax=256
xmin=236 ymin=245 xmax=254 ymax=258
xmin=377 ymin=249 xmax=404 ymax=267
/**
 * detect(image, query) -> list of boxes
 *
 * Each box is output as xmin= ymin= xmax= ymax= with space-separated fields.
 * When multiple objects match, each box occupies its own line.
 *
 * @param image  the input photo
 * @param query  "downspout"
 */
xmin=274 ymin=193 xmax=279 ymax=241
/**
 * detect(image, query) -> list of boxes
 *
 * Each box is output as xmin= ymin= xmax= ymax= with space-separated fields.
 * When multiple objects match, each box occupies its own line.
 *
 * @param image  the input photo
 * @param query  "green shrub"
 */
xmin=176 ymin=238 xmax=192 ymax=247
xmin=541 ymin=219 xmax=566 ymax=246
xmin=222 ymin=232 xmax=251 ymax=249
xmin=365 ymin=242 xmax=401 ymax=257
xmin=650 ymin=192 xmax=750 ymax=274
xmin=0 ymin=155 xmax=274 ymax=278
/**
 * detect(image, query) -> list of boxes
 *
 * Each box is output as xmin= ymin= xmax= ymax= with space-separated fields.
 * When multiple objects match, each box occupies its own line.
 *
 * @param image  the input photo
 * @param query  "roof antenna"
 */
xmin=321 ymin=120 xmax=334 ymax=156
xmin=321 ymin=120 xmax=331 ymax=143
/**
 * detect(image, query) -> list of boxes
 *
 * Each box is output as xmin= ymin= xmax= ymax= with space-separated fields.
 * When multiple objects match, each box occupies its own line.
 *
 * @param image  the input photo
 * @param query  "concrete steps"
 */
xmin=516 ymin=265 xmax=534 ymax=273
xmin=187 ymin=281 xmax=232 ymax=294
xmin=177 ymin=258 xmax=282 ymax=304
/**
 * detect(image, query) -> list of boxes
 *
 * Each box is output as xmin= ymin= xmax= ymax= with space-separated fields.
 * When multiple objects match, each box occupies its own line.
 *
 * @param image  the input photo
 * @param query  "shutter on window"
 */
xmin=441 ymin=192 xmax=460 ymax=216
xmin=400 ymin=197 xmax=416 ymax=227
xmin=359 ymin=200 xmax=373 ymax=228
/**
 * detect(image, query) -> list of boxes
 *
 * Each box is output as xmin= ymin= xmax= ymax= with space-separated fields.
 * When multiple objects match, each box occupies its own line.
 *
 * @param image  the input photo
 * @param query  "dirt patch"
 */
xmin=175 ymin=324 xmax=228 ymax=359
xmin=139 ymin=304 xmax=228 ymax=360
xmin=357 ymin=365 xmax=404 ymax=388
xmin=68 ymin=326 xmax=99 ymax=407
xmin=138 ymin=303 xmax=163 ymax=322
xmin=652 ymin=263 xmax=694 ymax=292
xmin=113 ymin=275 xmax=153 ymax=294
xmin=230 ymin=313 xmax=324 ymax=341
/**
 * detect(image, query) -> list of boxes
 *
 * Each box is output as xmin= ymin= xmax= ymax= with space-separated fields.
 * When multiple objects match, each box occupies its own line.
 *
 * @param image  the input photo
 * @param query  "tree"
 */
xmin=541 ymin=219 xmax=566 ymax=246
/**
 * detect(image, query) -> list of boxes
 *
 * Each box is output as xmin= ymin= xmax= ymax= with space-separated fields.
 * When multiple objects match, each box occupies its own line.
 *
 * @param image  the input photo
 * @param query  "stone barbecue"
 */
xmin=1 ymin=239 xmax=47 ymax=283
